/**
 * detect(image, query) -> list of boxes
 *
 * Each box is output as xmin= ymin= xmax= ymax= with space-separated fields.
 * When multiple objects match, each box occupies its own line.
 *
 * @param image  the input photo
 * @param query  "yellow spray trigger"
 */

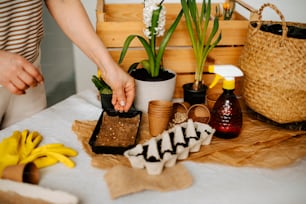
xmin=209 ymin=74 xmax=223 ymax=88
xmin=208 ymin=64 xmax=242 ymax=90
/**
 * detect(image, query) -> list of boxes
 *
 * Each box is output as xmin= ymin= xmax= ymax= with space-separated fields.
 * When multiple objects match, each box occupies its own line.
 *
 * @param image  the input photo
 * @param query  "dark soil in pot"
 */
xmin=183 ymin=83 xmax=207 ymax=105
xmin=130 ymin=68 xmax=175 ymax=81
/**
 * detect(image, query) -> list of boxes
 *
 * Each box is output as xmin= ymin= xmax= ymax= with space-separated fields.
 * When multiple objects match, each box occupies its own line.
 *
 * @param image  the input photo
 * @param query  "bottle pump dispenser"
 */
xmin=208 ymin=65 xmax=243 ymax=139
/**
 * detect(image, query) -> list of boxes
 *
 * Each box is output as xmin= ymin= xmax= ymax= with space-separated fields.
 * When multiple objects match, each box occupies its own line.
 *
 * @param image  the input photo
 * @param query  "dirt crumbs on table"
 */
xmin=95 ymin=113 xmax=140 ymax=147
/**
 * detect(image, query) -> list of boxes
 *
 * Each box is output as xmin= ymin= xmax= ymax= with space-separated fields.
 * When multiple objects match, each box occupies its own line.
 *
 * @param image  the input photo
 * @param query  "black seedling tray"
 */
xmin=89 ymin=109 xmax=142 ymax=154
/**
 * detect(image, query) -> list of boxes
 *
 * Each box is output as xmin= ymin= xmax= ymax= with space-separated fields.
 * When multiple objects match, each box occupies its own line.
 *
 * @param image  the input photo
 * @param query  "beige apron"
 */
xmin=0 ymin=52 xmax=47 ymax=129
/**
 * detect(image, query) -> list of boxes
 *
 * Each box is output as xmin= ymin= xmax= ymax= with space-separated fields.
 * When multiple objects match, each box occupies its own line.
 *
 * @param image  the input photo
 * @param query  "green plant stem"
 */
xmin=155 ymin=9 xmax=183 ymax=76
xmin=150 ymin=7 xmax=162 ymax=75
xmin=181 ymin=0 xmax=221 ymax=90
xmin=118 ymin=34 xmax=155 ymax=75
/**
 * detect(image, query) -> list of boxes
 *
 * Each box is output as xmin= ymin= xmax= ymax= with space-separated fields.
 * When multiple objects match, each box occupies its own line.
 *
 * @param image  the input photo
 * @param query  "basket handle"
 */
xmin=236 ymin=0 xmax=256 ymax=13
xmin=253 ymin=3 xmax=288 ymax=41
xmin=96 ymin=0 xmax=104 ymax=12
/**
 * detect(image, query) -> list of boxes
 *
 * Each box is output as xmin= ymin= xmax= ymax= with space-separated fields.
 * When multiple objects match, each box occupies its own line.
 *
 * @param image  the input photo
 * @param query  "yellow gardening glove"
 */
xmin=0 ymin=129 xmax=78 ymax=172
xmin=17 ymin=130 xmax=78 ymax=168
xmin=20 ymin=143 xmax=78 ymax=168
xmin=18 ymin=129 xmax=42 ymax=161
xmin=0 ymin=131 xmax=22 ymax=177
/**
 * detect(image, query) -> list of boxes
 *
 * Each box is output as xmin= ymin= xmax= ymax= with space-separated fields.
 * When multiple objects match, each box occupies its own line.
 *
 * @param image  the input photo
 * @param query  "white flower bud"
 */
xmin=143 ymin=0 xmax=166 ymax=38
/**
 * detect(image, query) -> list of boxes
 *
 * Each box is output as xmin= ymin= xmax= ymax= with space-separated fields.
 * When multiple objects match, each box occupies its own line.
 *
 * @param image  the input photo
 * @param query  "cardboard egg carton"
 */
xmin=124 ymin=119 xmax=215 ymax=175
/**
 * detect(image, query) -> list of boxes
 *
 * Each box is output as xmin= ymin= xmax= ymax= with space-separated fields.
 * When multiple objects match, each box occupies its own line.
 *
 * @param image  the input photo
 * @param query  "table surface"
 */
xmin=0 ymin=89 xmax=305 ymax=204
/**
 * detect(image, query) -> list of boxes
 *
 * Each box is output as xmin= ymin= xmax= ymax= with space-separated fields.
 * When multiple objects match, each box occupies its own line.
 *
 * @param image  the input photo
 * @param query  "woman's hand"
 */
xmin=101 ymin=63 xmax=135 ymax=112
xmin=0 ymin=51 xmax=44 ymax=94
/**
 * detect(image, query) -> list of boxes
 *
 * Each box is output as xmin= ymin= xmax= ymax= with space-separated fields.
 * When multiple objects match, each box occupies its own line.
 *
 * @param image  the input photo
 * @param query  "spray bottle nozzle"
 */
xmin=208 ymin=65 xmax=243 ymax=90
xmin=209 ymin=74 xmax=223 ymax=89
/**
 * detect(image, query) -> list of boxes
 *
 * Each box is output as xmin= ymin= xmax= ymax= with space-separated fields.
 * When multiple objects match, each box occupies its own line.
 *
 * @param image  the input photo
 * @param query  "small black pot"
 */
xmin=100 ymin=93 xmax=114 ymax=111
xmin=183 ymin=83 xmax=207 ymax=105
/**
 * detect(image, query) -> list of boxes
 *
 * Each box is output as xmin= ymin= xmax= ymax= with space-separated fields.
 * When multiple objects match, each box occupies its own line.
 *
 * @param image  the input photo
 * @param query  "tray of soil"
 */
xmin=89 ymin=109 xmax=142 ymax=154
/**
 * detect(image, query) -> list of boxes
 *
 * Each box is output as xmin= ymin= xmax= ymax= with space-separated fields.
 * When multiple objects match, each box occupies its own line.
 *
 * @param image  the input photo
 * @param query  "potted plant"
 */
xmin=118 ymin=0 xmax=183 ymax=112
xmin=91 ymin=70 xmax=114 ymax=111
xmin=180 ymin=0 xmax=222 ymax=105
xmin=215 ymin=0 xmax=235 ymax=20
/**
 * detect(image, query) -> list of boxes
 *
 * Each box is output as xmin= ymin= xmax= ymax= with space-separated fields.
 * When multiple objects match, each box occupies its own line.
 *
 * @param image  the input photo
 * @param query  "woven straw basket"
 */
xmin=240 ymin=3 xmax=306 ymax=124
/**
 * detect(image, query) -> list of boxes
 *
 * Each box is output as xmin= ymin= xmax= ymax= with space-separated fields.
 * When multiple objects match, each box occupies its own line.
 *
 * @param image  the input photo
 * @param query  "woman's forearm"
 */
xmin=44 ymin=0 xmax=136 ymax=112
xmin=44 ymin=0 xmax=112 ymax=74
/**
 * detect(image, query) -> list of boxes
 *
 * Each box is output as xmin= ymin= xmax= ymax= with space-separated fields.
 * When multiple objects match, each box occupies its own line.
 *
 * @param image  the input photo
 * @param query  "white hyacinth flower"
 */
xmin=156 ymin=6 xmax=166 ymax=37
xmin=143 ymin=0 xmax=166 ymax=38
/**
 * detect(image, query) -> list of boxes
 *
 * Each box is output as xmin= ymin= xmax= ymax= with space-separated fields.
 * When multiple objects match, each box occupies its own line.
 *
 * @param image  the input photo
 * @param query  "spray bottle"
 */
xmin=208 ymin=65 xmax=243 ymax=139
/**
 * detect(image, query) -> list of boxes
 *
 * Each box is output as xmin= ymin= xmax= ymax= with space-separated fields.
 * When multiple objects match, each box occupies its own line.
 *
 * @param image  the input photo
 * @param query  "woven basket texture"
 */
xmin=240 ymin=3 xmax=306 ymax=124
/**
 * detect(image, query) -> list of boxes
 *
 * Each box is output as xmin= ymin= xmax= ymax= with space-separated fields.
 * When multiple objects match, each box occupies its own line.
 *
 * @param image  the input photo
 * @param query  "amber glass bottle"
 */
xmin=209 ymin=88 xmax=242 ymax=139
xmin=208 ymin=65 xmax=244 ymax=139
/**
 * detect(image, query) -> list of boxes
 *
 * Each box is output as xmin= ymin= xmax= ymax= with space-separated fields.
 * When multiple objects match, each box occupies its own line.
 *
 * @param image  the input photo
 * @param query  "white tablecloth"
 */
xmin=1 ymin=89 xmax=306 ymax=204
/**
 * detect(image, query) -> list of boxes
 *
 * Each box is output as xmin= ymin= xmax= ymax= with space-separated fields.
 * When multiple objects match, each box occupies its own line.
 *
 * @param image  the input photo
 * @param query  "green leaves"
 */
xmin=118 ymin=34 xmax=155 ymax=76
xmin=155 ymin=9 xmax=183 ymax=76
xmin=181 ymin=0 xmax=222 ymax=87
xmin=91 ymin=75 xmax=112 ymax=94
xmin=118 ymin=2 xmax=183 ymax=78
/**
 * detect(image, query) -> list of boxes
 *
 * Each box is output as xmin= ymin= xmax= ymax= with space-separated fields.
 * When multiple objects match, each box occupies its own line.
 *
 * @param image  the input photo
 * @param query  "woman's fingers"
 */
xmin=0 ymin=51 xmax=44 ymax=94
xmin=112 ymin=92 xmax=126 ymax=112
xmin=23 ymin=61 xmax=44 ymax=85
xmin=6 ymin=81 xmax=26 ymax=95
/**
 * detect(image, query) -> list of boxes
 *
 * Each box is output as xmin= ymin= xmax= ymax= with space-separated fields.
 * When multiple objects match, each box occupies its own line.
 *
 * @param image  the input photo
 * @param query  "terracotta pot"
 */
xmin=2 ymin=163 xmax=40 ymax=184
xmin=148 ymin=100 xmax=174 ymax=136
xmin=187 ymin=104 xmax=211 ymax=124
xmin=173 ymin=102 xmax=190 ymax=114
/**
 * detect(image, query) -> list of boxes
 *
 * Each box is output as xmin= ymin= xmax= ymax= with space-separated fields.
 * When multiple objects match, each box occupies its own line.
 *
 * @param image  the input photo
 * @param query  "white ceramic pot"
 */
xmin=134 ymin=70 xmax=176 ymax=113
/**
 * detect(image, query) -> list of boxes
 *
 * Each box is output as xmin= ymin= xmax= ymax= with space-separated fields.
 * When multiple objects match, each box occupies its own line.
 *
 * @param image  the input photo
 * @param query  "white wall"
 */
xmin=42 ymin=0 xmax=305 ymax=103
xmin=234 ymin=0 xmax=306 ymax=22
xmin=41 ymin=3 xmax=76 ymax=106
xmin=72 ymin=0 xmax=97 ymax=93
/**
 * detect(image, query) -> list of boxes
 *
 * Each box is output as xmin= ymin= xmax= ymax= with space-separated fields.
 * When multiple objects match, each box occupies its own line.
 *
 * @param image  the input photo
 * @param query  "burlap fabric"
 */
xmin=72 ymin=113 xmax=306 ymax=169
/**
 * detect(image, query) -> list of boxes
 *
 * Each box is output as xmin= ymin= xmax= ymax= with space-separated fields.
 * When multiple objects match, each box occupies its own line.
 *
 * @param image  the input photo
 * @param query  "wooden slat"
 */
xmin=109 ymin=47 xmax=244 ymax=72
xmin=96 ymin=2 xmax=249 ymax=99
xmin=103 ymin=3 xmax=247 ymax=22
xmin=96 ymin=20 xmax=248 ymax=47
xmin=96 ymin=3 xmax=249 ymax=47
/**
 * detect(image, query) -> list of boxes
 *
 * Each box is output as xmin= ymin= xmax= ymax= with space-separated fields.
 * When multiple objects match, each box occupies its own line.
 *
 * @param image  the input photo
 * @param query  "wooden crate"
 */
xmin=96 ymin=0 xmax=252 ymax=98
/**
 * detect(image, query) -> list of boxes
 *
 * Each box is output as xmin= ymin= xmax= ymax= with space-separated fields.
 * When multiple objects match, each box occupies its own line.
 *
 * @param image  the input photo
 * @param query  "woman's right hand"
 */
xmin=99 ymin=62 xmax=135 ymax=113
xmin=0 ymin=51 xmax=44 ymax=94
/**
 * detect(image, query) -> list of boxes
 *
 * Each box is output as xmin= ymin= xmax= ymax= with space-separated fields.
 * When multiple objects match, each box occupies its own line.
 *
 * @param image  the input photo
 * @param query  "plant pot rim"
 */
xmin=183 ymin=82 xmax=207 ymax=93
xmin=131 ymin=68 xmax=176 ymax=82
